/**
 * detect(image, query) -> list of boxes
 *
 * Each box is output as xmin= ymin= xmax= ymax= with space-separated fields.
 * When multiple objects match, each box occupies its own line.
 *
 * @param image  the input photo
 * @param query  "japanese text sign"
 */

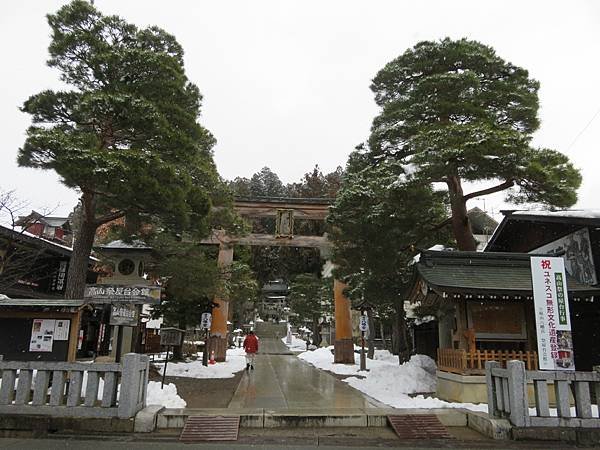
xmin=530 ymin=256 xmax=575 ymax=371
xmin=84 ymin=284 xmax=161 ymax=304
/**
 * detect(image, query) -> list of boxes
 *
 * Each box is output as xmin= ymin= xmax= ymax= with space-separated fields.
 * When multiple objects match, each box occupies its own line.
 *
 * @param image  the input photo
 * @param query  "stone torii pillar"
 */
xmin=334 ymin=279 xmax=355 ymax=363
xmin=209 ymin=243 xmax=233 ymax=362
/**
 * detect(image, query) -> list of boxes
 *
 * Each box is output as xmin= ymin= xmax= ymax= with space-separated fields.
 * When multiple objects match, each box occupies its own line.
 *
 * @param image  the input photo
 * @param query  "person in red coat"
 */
xmin=243 ymin=330 xmax=259 ymax=370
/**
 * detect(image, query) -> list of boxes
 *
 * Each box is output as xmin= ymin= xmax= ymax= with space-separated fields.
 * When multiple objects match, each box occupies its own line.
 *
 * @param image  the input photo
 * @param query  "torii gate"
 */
xmin=201 ymin=197 xmax=354 ymax=363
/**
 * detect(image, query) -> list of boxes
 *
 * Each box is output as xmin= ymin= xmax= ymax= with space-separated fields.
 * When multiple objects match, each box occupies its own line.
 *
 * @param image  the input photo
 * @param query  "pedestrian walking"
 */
xmin=243 ymin=330 xmax=259 ymax=371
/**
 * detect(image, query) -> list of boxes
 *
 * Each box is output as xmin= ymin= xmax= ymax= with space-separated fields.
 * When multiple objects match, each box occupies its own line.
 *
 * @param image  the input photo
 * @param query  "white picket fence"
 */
xmin=0 ymin=353 xmax=148 ymax=418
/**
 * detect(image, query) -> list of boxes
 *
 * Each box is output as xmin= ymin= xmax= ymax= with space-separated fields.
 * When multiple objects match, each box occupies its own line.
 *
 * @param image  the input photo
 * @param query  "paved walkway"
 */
xmin=228 ymin=338 xmax=383 ymax=409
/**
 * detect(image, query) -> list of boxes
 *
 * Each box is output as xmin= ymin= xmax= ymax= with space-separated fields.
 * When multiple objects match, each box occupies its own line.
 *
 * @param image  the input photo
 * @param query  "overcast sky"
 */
xmin=1 ymin=0 xmax=599 ymax=218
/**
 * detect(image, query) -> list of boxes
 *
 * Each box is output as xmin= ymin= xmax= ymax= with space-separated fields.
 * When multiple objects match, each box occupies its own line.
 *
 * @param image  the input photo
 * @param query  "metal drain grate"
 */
xmin=179 ymin=415 xmax=240 ymax=442
xmin=388 ymin=414 xmax=454 ymax=440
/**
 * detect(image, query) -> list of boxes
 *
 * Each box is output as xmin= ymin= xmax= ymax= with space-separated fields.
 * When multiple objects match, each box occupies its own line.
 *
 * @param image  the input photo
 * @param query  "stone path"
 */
xmin=228 ymin=338 xmax=383 ymax=409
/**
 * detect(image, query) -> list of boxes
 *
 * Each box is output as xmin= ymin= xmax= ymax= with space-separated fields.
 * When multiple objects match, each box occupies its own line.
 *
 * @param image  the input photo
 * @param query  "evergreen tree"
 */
xmin=288 ymin=273 xmax=333 ymax=346
xmin=18 ymin=1 xmax=219 ymax=297
xmin=286 ymin=165 xmax=343 ymax=199
xmin=328 ymin=148 xmax=450 ymax=362
xmin=249 ymin=167 xmax=287 ymax=197
xmin=369 ymin=38 xmax=581 ymax=250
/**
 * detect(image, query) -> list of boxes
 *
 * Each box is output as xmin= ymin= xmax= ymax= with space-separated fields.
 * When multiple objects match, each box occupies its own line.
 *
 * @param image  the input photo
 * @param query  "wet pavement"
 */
xmin=228 ymin=338 xmax=384 ymax=409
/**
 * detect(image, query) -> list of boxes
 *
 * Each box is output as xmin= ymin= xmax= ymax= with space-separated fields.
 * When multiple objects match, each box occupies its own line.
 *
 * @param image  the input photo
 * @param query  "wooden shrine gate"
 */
xmin=201 ymin=197 xmax=354 ymax=363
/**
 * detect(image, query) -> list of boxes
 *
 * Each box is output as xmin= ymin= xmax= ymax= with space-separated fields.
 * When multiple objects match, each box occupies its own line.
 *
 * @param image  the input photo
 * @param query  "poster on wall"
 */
xmin=29 ymin=319 xmax=56 ymax=352
xmin=53 ymin=319 xmax=70 ymax=341
xmin=530 ymin=228 xmax=597 ymax=285
xmin=530 ymin=256 xmax=575 ymax=371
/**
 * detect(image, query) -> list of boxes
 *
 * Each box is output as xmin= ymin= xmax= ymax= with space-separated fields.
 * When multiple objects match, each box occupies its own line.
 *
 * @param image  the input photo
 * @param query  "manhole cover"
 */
xmin=179 ymin=415 xmax=240 ymax=442
xmin=388 ymin=414 xmax=454 ymax=440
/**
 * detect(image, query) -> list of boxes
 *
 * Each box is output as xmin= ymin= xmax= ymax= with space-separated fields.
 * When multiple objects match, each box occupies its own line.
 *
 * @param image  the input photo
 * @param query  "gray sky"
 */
xmin=1 ymin=0 xmax=599 ymax=218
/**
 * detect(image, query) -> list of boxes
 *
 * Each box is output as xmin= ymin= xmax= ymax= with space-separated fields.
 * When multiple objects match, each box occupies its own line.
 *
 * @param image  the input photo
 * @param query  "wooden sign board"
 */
xmin=160 ymin=328 xmax=184 ymax=347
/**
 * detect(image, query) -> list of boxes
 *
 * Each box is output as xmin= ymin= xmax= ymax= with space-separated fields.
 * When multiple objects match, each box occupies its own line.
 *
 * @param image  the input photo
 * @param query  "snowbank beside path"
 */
xmin=156 ymin=348 xmax=246 ymax=378
xmin=281 ymin=336 xmax=308 ymax=352
xmin=298 ymin=347 xmax=487 ymax=412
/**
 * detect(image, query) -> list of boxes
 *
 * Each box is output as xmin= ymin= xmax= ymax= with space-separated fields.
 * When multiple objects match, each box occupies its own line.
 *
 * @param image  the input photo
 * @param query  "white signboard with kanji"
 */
xmin=359 ymin=315 xmax=369 ymax=332
xmin=200 ymin=313 xmax=212 ymax=330
xmin=530 ymin=256 xmax=575 ymax=371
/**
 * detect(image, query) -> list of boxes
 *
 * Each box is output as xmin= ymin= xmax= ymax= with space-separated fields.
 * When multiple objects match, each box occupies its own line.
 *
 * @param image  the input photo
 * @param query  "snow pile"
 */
xmin=299 ymin=348 xmax=487 ymax=412
xmin=78 ymin=373 xmax=187 ymax=408
xmin=156 ymin=348 xmax=246 ymax=378
xmin=281 ymin=335 xmax=308 ymax=352
xmin=146 ymin=381 xmax=186 ymax=408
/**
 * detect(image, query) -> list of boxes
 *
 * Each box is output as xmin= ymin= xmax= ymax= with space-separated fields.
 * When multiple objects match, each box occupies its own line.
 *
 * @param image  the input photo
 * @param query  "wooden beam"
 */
xmin=200 ymin=232 xmax=331 ymax=249
xmin=233 ymin=199 xmax=331 ymax=220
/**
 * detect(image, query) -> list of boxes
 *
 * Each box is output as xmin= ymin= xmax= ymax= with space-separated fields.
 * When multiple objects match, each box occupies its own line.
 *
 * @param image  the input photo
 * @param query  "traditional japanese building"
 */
xmin=406 ymin=249 xmax=600 ymax=403
xmin=16 ymin=210 xmax=73 ymax=246
xmin=485 ymin=209 xmax=600 ymax=372
xmin=0 ymin=224 xmax=97 ymax=299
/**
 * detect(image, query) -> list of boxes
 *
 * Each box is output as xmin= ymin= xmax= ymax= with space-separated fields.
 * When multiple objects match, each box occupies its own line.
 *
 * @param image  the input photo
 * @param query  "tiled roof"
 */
xmin=417 ymin=250 xmax=600 ymax=297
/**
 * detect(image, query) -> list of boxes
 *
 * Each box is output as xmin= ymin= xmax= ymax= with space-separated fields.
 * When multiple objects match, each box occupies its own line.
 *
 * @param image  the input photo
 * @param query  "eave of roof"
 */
xmin=487 ymin=210 xmax=600 ymax=250
xmin=0 ymin=298 xmax=87 ymax=308
xmin=416 ymin=250 xmax=600 ymax=298
xmin=0 ymin=224 xmax=98 ymax=262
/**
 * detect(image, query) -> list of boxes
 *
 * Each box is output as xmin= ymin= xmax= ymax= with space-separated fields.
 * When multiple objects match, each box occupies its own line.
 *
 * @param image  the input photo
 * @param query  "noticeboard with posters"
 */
xmin=30 ymin=319 xmax=56 ymax=352
xmin=530 ymin=256 xmax=575 ymax=371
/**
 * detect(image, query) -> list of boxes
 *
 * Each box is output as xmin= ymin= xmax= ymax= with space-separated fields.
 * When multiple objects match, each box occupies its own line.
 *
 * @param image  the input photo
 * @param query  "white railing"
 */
xmin=0 ymin=353 xmax=148 ymax=418
xmin=486 ymin=360 xmax=600 ymax=428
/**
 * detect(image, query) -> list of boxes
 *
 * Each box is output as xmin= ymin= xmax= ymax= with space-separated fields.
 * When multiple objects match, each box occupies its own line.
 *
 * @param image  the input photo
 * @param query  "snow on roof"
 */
xmin=412 ymin=244 xmax=448 ymax=263
xmin=99 ymin=239 xmax=151 ymax=249
xmin=511 ymin=209 xmax=600 ymax=219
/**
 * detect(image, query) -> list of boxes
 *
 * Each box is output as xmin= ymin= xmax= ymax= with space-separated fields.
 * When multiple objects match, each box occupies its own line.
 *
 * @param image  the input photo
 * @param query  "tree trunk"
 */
xmin=395 ymin=304 xmax=411 ymax=364
xmin=64 ymin=191 xmax=98 ymax=299
xmin=391 ymin=319 xmax=400 ymax=355
xmin=312 ymin=315 xmax=322 ymax=346
xmin=379 ymin=321 xmax=387 ymax=350
xmin=446 ymin=175 xmax=477 ymax=251
xmin=366 ymin=309 xmax=375 ymax=359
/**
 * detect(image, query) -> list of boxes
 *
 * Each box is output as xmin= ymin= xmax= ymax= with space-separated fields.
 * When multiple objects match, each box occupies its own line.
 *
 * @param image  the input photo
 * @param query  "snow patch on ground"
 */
xmin=156 ymin=348 xmax=246 ymax=378
xmin=299 ymin=348 xmax=487 ymax=412
xmin=281 ymin=335 xmax=308 ymax=352
xmin=146 ymin=381 xmax=186 ymax=408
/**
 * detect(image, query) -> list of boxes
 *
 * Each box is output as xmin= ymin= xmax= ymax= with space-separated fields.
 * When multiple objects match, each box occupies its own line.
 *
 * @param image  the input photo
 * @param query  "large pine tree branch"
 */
xmin=94 ymin=209 xmax=126 ymax=227
xmin=463 ymin=179 xmax=515 ymax=202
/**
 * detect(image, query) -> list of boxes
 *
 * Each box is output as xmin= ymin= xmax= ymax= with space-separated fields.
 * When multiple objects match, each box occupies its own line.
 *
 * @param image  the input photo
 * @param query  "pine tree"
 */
xmin=328 ymin=148 xmax=451 ymax=362
xmin=18 ymin=1 xmax=219 ymax=297
xmin=369 ymin=38 xmax=581 ymax=250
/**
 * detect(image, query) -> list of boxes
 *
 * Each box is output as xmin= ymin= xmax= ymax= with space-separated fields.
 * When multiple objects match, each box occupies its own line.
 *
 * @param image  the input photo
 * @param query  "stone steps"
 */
xmin=254 ymin=322 xmax=288 ymax=338
xmin=155 ymin=407 xmax=468 ymax=430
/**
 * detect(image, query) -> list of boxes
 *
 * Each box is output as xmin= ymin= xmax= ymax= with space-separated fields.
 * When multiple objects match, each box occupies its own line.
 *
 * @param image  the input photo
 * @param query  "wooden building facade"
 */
xmin=407 ymin=250 xmax=600 ymax=376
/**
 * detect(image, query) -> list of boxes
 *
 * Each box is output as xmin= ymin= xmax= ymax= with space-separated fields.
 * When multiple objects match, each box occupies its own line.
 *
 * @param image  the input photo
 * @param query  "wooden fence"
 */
xmin=0 ymin=353 xmax=148 ymax=418
xmin=486 ymin=360 xmax=600 ymax=427
xmin=437 ymin=348 xmax=538 ymax=375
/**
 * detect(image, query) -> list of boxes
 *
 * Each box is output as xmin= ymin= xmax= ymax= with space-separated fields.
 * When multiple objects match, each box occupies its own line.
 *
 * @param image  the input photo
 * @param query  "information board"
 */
xmin=160 ymin=328 xmax=184 ymax=346
xmin=110 ymin=304 xmax=139 ymax=326
xmin=30 ymin=319 xmax=55 ymax=352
